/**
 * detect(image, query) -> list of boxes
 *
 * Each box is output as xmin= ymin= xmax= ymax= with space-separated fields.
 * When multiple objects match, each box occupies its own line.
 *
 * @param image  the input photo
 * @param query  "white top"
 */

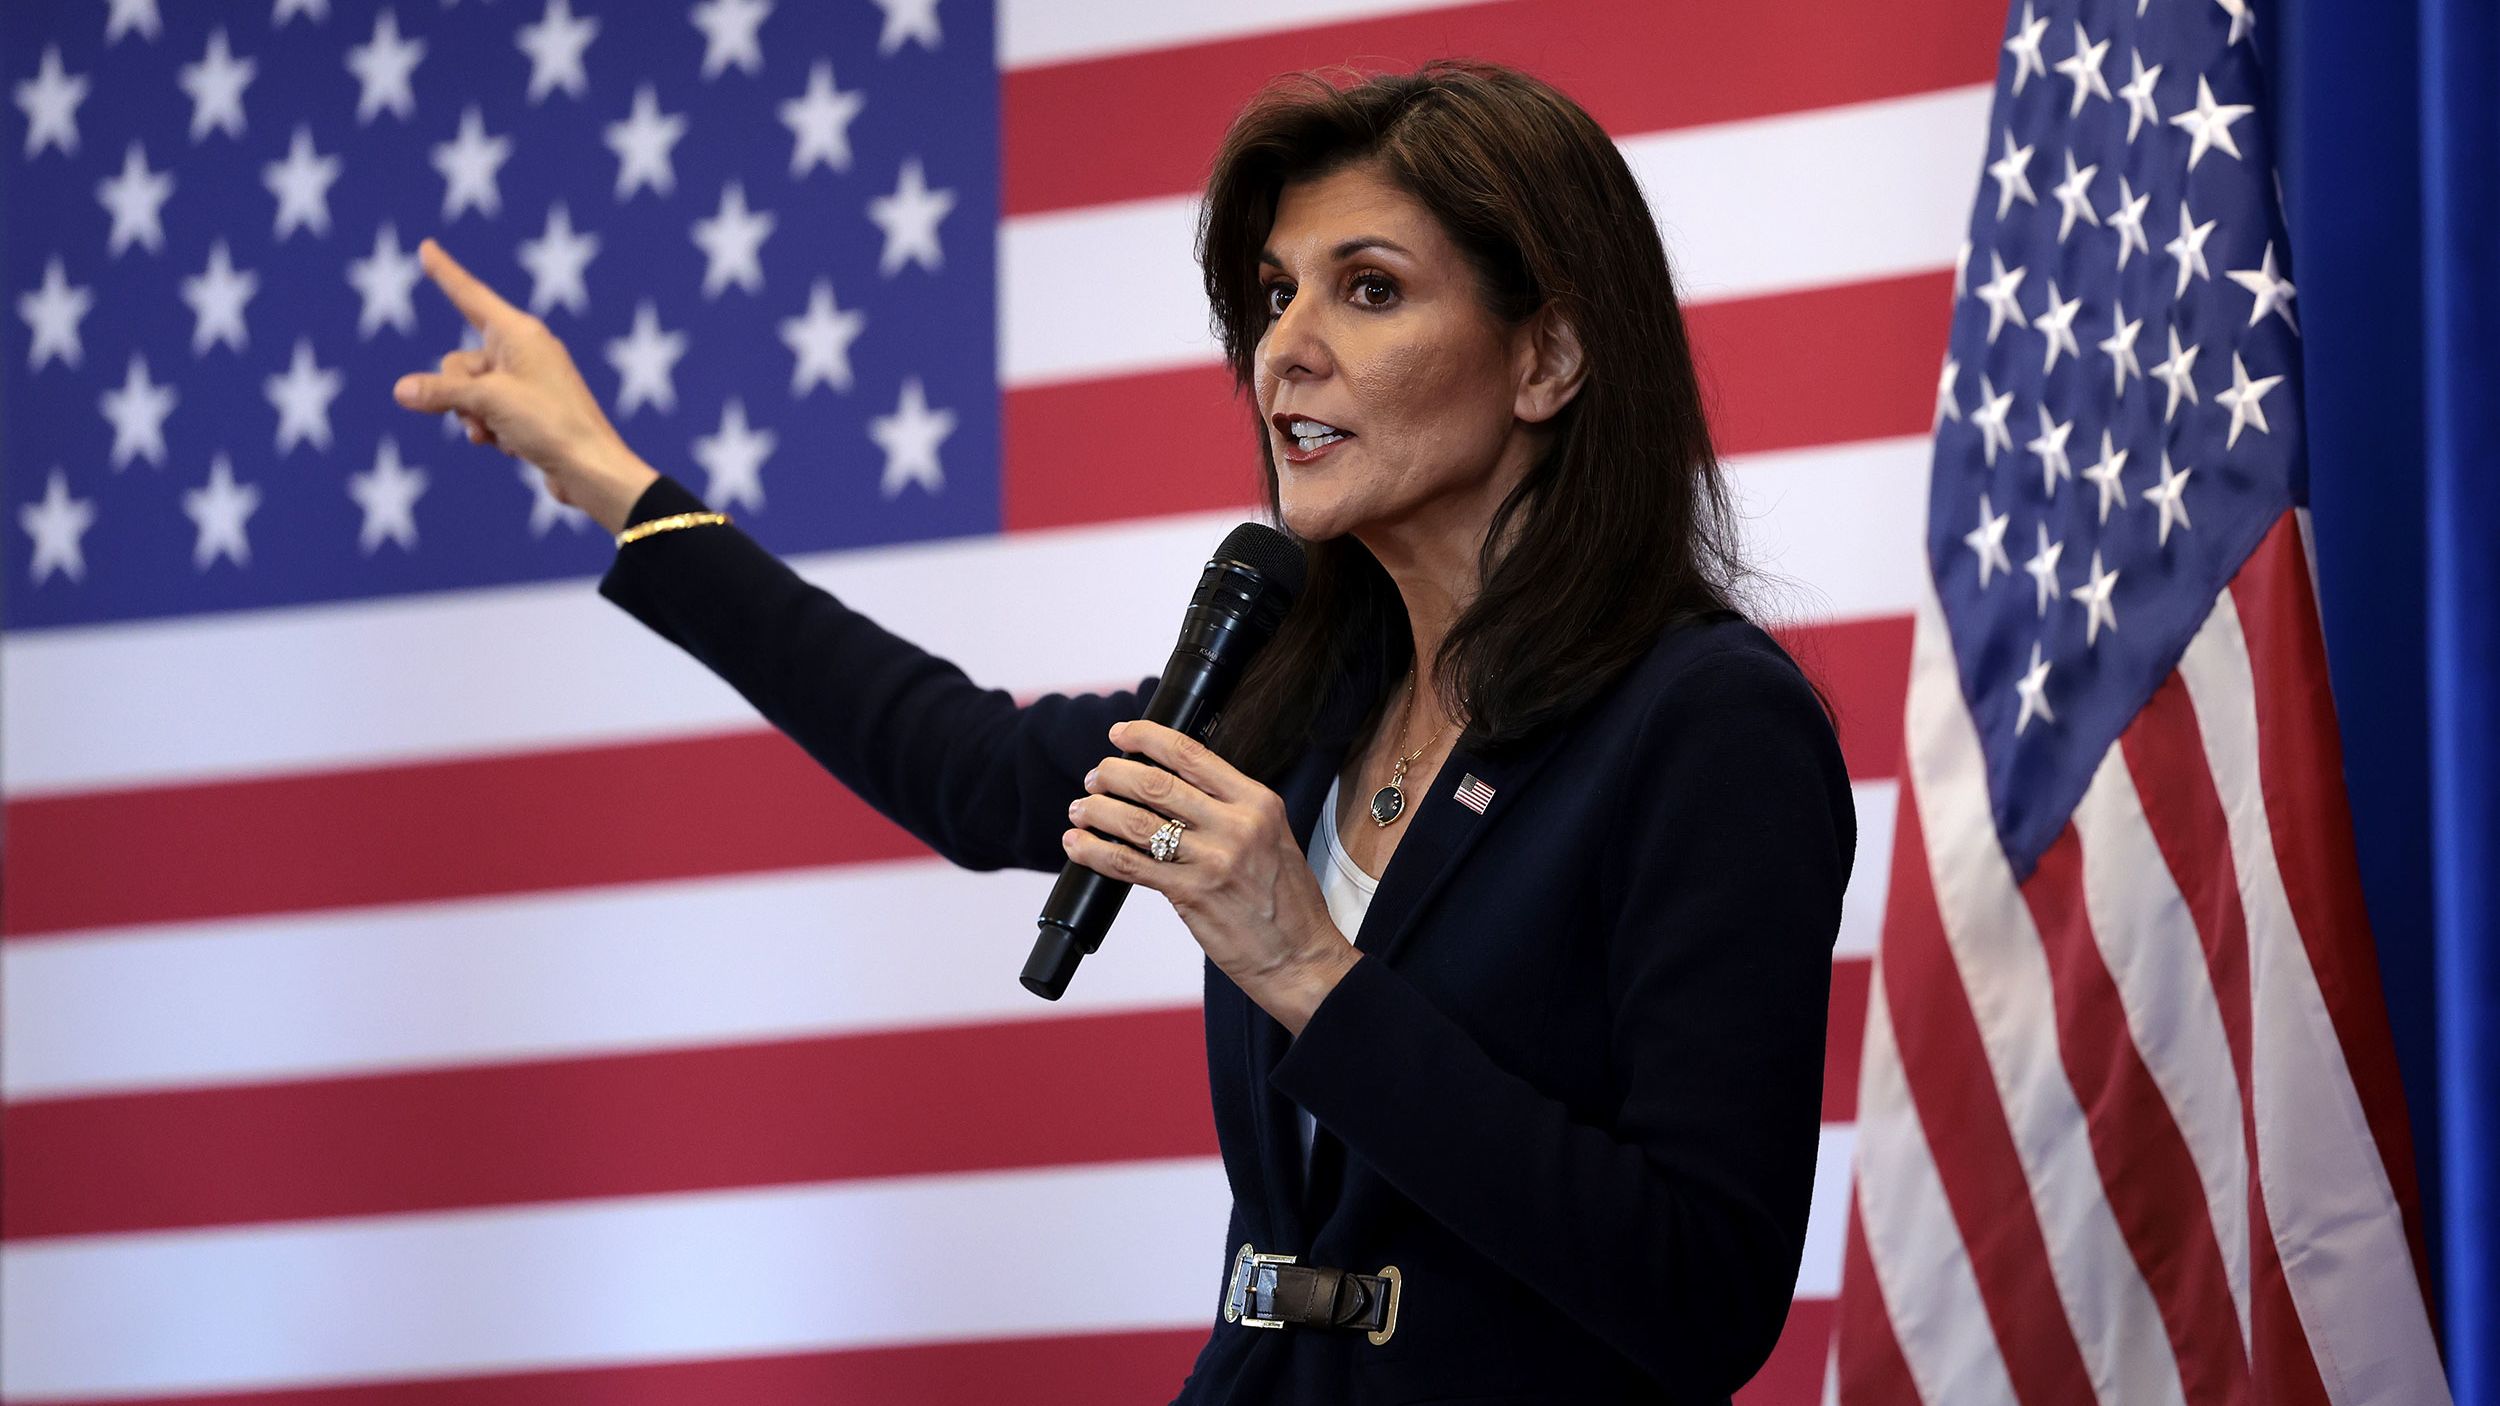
xmin=1298 ymin=772 xmax=1380 ymax=1181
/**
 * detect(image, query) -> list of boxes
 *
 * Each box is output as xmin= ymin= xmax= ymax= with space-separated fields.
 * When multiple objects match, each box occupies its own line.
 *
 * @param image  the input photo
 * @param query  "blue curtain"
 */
xmin=2280 ymin=0 xmax=2497 ymax=1399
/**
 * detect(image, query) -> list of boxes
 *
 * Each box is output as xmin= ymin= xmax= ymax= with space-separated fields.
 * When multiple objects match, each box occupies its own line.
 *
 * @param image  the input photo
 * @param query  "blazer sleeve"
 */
xmin=1269 ymin=641 xmax=1853 ymax=1396
xmin=596 ymin=473 xmax=1158 ymax=874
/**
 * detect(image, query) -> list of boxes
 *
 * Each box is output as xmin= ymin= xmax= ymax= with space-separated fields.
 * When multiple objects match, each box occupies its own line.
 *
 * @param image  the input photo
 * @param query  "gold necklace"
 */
xmin=1368 ymin=668 xmax=1453 ymax=828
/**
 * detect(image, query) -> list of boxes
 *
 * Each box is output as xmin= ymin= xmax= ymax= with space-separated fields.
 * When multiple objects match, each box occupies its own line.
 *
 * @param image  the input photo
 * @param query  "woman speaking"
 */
xmin=394 ymin=59 xmax=1854 ymax=1406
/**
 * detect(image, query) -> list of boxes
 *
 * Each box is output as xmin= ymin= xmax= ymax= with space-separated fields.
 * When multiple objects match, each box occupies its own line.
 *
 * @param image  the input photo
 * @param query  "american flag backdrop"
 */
xmin=4 ymin=0 xmax=2415 ymax=1401
xmin=1832 ymin=0 xmax=2447 ymax=1403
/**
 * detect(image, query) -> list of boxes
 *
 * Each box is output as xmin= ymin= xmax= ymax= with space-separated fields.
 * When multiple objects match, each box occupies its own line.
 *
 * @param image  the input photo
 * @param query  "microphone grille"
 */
xmin=1213 ymin=522 xmax=1307 ymax=600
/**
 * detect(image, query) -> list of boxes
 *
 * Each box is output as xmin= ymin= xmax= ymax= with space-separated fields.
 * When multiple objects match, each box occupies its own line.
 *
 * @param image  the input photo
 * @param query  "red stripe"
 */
xmin=4 ymin=962 xmax=1873 ymax=1240
xmin=3 ymin=1008 xmax=1214 ymax=1242
xmin=2224 ymin=515 xmax=2435 ymax=1301
xmin=1003 ymin=0 xmax=2004 ymax=216
xmin=0 ymin=1330 xmax=1208 ymax=1406
xmin=1836 ymin=1184 xmax=1927 ymax=1403
xmin=1735 ymin=1296 xmax=1837 ymax=1405
xmin=4 ymin=617 xmax=1906 ymax=936
xmin=2120 ymin=672 xmax=2333 ymax=1406
xmin=1880 ymin=787 xmax=2098 ymax=1406
xmin=2017 ymin=825 xmax=2249 ymax=1405
xmin=1003 ymin=273 xmax=1953 ymax=530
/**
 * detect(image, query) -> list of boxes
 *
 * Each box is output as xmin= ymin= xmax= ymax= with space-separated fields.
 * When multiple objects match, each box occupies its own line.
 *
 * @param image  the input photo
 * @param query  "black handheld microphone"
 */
xmin=1020 ymin=522 xmax=1307 ymax=1000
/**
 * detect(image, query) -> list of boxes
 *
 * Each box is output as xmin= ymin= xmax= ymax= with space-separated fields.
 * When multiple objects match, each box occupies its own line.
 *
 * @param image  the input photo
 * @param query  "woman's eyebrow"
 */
xmin=1258 ymin=235 xmax=1415 ymax=267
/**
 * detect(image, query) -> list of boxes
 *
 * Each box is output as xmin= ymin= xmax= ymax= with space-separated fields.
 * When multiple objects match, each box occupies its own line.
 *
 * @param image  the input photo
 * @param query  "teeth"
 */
xmin=1288 ymin=418 xmax=1342 ymax=437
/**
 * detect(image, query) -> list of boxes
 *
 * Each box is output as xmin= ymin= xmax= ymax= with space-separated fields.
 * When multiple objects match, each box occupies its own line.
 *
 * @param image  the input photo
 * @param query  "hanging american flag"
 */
xmin=6 ymin=0 xmax=2046 ymax=1400
xmin=1833 ymin=0 xmax=2447 ymax=1402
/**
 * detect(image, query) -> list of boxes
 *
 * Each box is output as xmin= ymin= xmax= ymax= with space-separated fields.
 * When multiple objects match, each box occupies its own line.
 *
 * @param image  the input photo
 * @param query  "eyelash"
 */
xmin=1262 ymin=270 xmax=1399 ymax=318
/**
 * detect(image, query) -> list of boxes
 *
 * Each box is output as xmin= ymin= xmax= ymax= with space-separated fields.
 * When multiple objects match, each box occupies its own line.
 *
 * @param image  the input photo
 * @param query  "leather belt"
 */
xmin=1224 ymin=1243 xmax=1403 ymax=1345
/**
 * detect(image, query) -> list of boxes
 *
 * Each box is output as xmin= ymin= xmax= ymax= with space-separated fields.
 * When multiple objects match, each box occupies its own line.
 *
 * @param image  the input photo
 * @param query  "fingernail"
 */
xmin=1083 ymin=769 xmax=1099 ymax=790
xmin=1068 ymin=798 xmax=1082 ymax=820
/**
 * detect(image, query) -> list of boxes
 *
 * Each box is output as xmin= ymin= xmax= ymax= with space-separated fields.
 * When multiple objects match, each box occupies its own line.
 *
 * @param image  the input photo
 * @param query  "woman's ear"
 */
xmin=1513 ymin=304 xmax=1587 ymax=425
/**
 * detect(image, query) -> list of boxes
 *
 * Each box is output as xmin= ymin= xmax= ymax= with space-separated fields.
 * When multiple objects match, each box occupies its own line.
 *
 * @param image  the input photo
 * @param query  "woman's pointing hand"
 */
xmin=392 ymin=238 xmax=657 ymax=534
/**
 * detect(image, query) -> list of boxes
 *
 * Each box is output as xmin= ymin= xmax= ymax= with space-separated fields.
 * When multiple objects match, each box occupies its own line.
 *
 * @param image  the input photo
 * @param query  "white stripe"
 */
xmin=6 ymin=441 xmax=1918 ymax=798
xmin=1847 ymin=955 xmax=2009 ymax=1405
xmin=1902 ymin=580 xmax=2187 ymax=1406
xmin=2071 ymin=740 xmax=2254 ymax=1348
xmin=1000 ymin=86 xmax=1988 ymax=387
xmin=6 ymin=780 xmax=1894 ymax=1098
xmin=0 ymin=1158 xmax=1230 ymax=1399
xmin=1001 ymin=0 xmax=1481 ymax=67
xmin=1837 ymin=779 xmax=1898 ymax=959
xmin=1799 ymin=1125 xmax=1856 ymax=1300
xmin=2175 ymin=591 xmax=2450 ymax=1406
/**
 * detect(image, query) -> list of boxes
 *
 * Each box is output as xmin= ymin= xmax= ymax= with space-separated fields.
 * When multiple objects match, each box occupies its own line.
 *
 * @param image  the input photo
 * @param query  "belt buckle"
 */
xmin=1223 ymin=1243 xmax=1298 ymax=1330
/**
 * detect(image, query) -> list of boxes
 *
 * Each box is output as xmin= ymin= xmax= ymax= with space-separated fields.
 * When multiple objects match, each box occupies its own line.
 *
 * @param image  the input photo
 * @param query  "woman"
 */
xmin=394 ymin=60 xmax=1854 ymax=1405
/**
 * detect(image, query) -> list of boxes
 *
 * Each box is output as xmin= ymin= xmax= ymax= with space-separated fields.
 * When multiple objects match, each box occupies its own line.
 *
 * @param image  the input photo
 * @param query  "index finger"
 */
xmin=1108 ymin=719 xmax=1243 ymax=803
xmin=417 ymin=237 xmax=525 ymax=332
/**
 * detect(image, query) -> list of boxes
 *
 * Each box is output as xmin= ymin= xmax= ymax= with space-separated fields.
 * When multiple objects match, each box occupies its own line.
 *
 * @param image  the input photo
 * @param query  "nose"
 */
xmin=1258 ymin=294 xmax=1331 ymax=386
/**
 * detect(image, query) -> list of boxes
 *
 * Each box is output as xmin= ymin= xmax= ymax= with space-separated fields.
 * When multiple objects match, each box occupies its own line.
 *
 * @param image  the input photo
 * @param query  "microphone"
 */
xmin=1020 ymin=522 xmax=1308 ymax=1000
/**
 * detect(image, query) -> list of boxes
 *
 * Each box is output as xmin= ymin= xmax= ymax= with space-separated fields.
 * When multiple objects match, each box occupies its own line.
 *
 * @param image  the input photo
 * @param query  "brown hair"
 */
xmin=1195 ymin=59 xmax=1755 ymax=783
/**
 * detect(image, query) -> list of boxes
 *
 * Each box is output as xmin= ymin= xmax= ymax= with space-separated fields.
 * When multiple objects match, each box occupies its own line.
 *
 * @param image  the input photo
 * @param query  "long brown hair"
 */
xmin=1196 ymin=59 xmax=1755 ymax=783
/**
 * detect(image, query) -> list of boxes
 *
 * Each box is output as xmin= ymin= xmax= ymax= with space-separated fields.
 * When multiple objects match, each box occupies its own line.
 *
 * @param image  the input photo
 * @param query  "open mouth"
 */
xmin=1271 ymin=412 xmax=1354 ymax=458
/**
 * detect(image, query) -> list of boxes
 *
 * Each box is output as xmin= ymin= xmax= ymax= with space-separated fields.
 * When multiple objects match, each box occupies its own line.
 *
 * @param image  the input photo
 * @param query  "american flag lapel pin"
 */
xmin=1454 ymin=773 xmax=1496 ymax=814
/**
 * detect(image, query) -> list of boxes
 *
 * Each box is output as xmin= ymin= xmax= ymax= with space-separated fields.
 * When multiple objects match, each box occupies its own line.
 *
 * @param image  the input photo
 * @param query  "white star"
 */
xmin=2027 ymin=405 xmax=2075 ymax=496
xmin=2146 ymin=452 xmax=2194 ymax=546
xmin=2024 ymin=522 xmax=2065 ymax=616
xmin=265 ymin=126 xmax=341 ymax=239
xmin=782 ymin=279 xmax=867 ymax=395
xmin=605 ymin=84 xmax=685 ymax=200
xmin=2014 ymin=641 xmax=2055 ymax=735
xmin=2035 ymin=280 xmax=2083 ymax=374
xmin=347 ymin=223 xmax=424 ymax=337
xmin=690 ymin=0 xmax=771 ymax=79
xmin=1971 ymin=374 xmax=2015 ymax=465
xmin=1934 ymin=356 xmax=1962 ymax=429
xmin=517 ymin=202 xmax=599 ymax=315
xmin=266 ymin=338 xmax=342 ymax=454
xmin=781 ymin=61 xmax=865 ymax=176
xmin=2098 ymin=299 xmax=2143 ymax=398
xmin=1964 ymin=491 xmax=2013 ymax=588
xmin=2069 ymin=549 xmax=2120 ymax=646
xmin=1987 ymin=129 xmax=2037 ymax=220
xmin=16 ymin=46 xmax=89 ymax=158
xmin=1977 ymin=251 xmax=2029 ymax=344
xmin=19 ymin=257 xmax=92 ymax=370
xmin=2118 ymin=50 xmax=2163 ymax=143
xmin=2082 ymin=430 xmax=2130 ymax=525
xmin=1953 ymin=238 xmax=1972 ymax=299
xmin=2170 ymin=76 xmax=2253 ymax=171
xmin=2052 ymin=23 xmax=2112 ymax=118
xmin=347 ymin=8 xmax=425 ymax=123
xmin=2004 ymin=1 xmax=2050 ymax=94
xmin=692 ymin=398 xmax=776 ymax=511
xmin=871 ymin=377 xmax=954 ymax=498
xmin=2108 ymin=175 xmax=2152 ymax=270
xmin=2216 ymin=352 xmax=2285 ymax=448
xmin=433 ymin=106 xmax=512 ymax=221
xmin=2165 ymin=198 xmax=2217 ymax=298
xmin=20 ymin=469 xmax=96 ymax=585
xmin=184 ymin=453 xmax=261 ymax=570
xmin=2215 ymin=0 xmax=2257 ymax=46
xmin=2227 ymin=242 xmax=2299 ymax=332
xmin=2150 ymin=325 xmax=2202 ymax=422
xmin=869 ymin=158 xmax=955 ymax=276
xmin=349 ymin=436 xmax=429 ymax=552
xmin=97 ymin=142 xmax=174 ymax=257
xmin=99 ymin=353 xmax=177 ymax=469
xmin=873 ymin=0 xmax=942 ymax=54
xmin=179 ymin=28 xmax=256 ymax=141
xmin=516 ymin=0 xmax=598 ymax=103
xmin=692 ymin=181 xmax=775 ymax=296
xmin=2050 ymin=152 xmax=2100 ymax=241
xmin=104 ymin=0 xmax=161 ymax=44
xmin=519 ymin=462 xmax=592 ymax=535
xmin=273 ymin=0 xmax=330 ymax=25
xmin=606 ymin=301 xmax=687 ymax=416
xmin=183 ymin=240 xmax=258 ymax=355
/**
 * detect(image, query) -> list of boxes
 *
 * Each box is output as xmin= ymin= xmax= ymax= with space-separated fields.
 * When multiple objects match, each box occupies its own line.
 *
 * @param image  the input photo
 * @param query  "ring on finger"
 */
xmin=1148 ymin=816 xmax=1189 ymax=863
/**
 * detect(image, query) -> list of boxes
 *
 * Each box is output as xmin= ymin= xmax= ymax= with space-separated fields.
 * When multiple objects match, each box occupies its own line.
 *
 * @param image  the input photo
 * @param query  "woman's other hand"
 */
xmin=1065 ymin=719 xmax=1360 ymax=1035
xmin=391 ymin=238 xmax=659 ymax=534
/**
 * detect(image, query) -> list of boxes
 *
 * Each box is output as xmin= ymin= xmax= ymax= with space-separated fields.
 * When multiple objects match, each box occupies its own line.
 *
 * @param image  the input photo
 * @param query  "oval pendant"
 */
xmin=1368 ymin=783 xmax=1404 ymax=827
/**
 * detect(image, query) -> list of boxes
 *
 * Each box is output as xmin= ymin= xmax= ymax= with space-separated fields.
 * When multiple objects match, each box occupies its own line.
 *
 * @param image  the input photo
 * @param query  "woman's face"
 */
xmin=1252 ymin=160 xmax=1548 ymax=549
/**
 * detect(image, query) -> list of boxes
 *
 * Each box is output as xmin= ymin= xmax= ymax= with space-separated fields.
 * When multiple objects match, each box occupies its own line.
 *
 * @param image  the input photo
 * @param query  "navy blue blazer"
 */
xmin=600 ymin=474 xmax=1856 ymax=1405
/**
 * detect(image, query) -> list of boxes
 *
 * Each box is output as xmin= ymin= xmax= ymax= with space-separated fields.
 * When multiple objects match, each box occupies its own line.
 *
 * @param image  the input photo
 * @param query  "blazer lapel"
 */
xmin=1357 ymin=722 xmax=1571 ymax=966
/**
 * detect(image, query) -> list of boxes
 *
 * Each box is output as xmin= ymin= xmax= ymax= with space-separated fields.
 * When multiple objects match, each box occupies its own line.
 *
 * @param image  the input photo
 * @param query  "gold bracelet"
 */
xmin=615 ymin=511 xmax=731 ymax=546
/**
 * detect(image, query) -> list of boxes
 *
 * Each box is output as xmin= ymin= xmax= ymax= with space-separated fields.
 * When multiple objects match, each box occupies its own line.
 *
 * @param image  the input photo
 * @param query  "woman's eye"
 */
xmin=1352 ymin=273 xmax=1398 ymax=308
xmin=1263 ymin=283 xmax=1293 ymax=317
